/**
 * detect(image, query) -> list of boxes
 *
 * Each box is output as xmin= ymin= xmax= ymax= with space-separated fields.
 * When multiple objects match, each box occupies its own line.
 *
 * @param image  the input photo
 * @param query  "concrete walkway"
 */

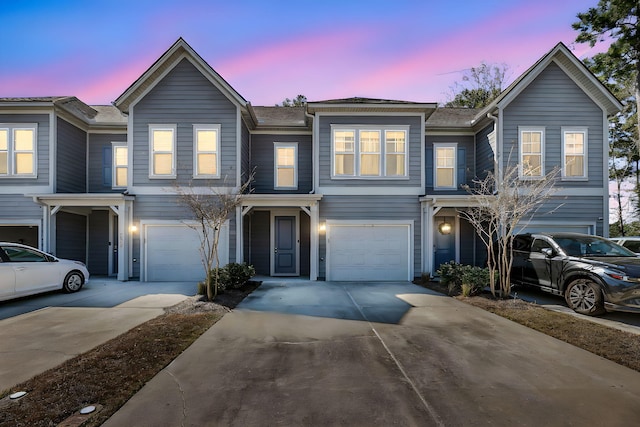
xmin=0 ymin=278 xmax=196 ymax=391
xmin=104 ymin=280 xmax=640 ymax=426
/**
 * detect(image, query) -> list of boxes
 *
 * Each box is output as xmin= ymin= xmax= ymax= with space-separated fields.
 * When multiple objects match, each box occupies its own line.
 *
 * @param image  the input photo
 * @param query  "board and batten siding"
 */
xmin=250 ymin=134 xmax=312 ymax=193
xmin=475 ymin=123 xmax=495 ymax=181
xmin=132 ymin=58 xmax=238 ymax=188
xmin=88 ymin=133 xmax=127 ymax=193
xmin=318 ymin=195 xmax=421 ymax=278
xmin=56 ymin=118 xmax=86 ymax=193
xmin=0 ymin=113 xmax=50 ymax=187
xmin=318 ymin=115 xmax=423 ymax=188
xmin=502 ymin=62 xmax=605 ymax=189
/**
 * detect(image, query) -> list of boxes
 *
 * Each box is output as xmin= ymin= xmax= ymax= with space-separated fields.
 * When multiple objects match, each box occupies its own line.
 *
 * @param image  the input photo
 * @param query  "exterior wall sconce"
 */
xmin=129 ymin=225 xmax=138 ymax=233
xmin=438 ymin=221 xmax=452 ymax=235
xmin=319 ymin=223 xmax=326 ymax=233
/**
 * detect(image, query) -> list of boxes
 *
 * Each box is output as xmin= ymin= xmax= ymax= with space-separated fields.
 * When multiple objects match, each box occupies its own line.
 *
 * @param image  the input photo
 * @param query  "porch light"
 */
xmin=129 ymin=225 xmax=138 ymax=233
xmin=438 ymin=221 xmax=452 ymax=235
xmin=319 ymin=223 xmax=326 ymax=233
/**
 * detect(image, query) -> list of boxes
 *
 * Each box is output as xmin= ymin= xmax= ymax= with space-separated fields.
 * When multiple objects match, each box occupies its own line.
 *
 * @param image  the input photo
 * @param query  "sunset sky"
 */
xmin=0 ymin=0 xmax=607 ymax=106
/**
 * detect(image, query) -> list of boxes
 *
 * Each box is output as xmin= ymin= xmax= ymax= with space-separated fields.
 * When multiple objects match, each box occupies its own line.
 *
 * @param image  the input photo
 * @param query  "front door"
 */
xmin=434 ymin=217 xmax=456 ymax=275
xmin=274 ymin=216 xmax=297 ymax=275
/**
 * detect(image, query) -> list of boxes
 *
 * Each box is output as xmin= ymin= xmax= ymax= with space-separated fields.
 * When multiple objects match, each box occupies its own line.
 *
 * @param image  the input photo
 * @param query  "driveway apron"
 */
xmin=104 ymin=280 xmax=640 ymax=426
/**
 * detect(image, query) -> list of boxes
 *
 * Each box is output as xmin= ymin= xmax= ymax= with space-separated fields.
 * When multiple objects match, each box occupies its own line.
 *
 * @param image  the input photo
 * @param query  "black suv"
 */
xmin=511 ymin=232 xmax=640 ymax=315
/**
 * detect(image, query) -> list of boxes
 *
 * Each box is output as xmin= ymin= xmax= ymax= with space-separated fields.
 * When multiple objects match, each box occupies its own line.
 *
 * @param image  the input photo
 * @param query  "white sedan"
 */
xmin=0 ymin=242 xmax=89 ymax=301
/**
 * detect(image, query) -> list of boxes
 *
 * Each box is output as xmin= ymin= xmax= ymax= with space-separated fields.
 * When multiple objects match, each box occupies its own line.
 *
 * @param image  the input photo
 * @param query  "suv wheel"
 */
xmin=564 ymin=278 xmax=605 ymax=316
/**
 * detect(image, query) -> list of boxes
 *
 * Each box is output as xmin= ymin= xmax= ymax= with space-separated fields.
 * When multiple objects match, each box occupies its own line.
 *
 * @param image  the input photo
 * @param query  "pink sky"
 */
xmin=0 ymin=1 xmax=609 ymax=106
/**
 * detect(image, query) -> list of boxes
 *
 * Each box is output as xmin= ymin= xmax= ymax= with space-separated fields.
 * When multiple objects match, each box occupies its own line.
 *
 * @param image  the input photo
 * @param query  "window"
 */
xmin=332 ymin=126 xmax=408 ymax=178
xmin=194 ymin=124 xmax=220 ymax=178
xmin=149 ymin=125 xmax=176 ymax=178
xmin=385 ymin=130 xmax=406 ymax=176
xmin=434 ymin=144 xmax=456 ymax=188
xmin=562 ymin=128 xmax=587 ymax=179
xmin=519 ymin=127 xmax=544 ymax=178
xmin=4 ymin=246 xmax=47 ymax=262
xmin=112 ymin=143 xmax=128 ymax=188
xmin=274 ymin=142 xmax=298 ymax=189
xmin=0 ymin=125 xmax=37 ymax=177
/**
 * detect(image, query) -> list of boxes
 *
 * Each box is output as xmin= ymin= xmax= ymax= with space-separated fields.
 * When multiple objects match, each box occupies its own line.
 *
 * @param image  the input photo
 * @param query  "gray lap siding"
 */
xmin=88 ymin=133 xmax=127 ymax=193
xmin=318 ymin=195 xmax=421 ymax=279
xmin=251 ymin=134 xmax=312 ymax=194
xmin=132 ymin=58 xmax=238 ymax=188
xmin=0 ymin=113 xmax=50 ymax=187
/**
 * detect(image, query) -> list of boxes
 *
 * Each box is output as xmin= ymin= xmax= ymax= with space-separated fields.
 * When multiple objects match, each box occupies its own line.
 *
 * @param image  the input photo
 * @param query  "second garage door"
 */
xmin=145 ymin=224 xmax=228 ymax=282
xmin=327 ymin=223 xmax=412 ymax=281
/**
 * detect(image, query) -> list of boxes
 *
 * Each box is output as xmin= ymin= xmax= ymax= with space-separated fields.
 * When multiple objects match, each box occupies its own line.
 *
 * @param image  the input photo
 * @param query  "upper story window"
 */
xmin=519 ymin=127 xmax=544 ymax=179
xmin=194 ymin=124 xmax=220 ymax=178
xmin=562 ymin=128 xmax=587 ymax=180
xmin=0 ymin=124 xmax=37 ymax=178
xmin=434 ymin=143 xmax=457 ymax=189
xmin=274 ymin=142 xmax=298 ymax=189
xmin=149 ymin=124 xmax=176 ymax=178
xmin=332 ymin=125 xmax=408 ymax=178
xmin=112 ymin=142 xmax=128 ymax=188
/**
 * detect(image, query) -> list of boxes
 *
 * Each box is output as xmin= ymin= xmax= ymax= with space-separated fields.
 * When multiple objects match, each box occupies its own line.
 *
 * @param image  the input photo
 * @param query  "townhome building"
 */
xmin=0 ymin=38 xmax=621 ymax=282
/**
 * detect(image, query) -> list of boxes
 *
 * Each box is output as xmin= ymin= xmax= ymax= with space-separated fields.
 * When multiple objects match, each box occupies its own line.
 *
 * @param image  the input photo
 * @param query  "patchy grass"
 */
xmin=0 ymin=281 xmax=260 ymax=427
xmin=421 ymin=280 xmax=640 ymax=373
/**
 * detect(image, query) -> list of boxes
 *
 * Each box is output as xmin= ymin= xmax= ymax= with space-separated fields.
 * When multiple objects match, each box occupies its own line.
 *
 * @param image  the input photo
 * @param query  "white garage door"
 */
xmin=327 ymin=223 xmax=411 ymax=281
xmin=145 ymin=224 xmax=228 ymax=282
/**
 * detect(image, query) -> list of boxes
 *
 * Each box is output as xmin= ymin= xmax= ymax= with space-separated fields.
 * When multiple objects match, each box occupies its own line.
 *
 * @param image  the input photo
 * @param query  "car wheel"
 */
xmin=63 ymin=271 xmax=84 ymax=293
xmin=564 ymin=278 xmax=605 ymax=316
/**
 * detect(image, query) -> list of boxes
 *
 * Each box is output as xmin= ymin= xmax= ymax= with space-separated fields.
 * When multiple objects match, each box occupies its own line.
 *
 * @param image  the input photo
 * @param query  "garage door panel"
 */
xmin=328 ymin=224 xmax=410 ymax=281
xmin=145 ymin=224 xmax=228 ymax=282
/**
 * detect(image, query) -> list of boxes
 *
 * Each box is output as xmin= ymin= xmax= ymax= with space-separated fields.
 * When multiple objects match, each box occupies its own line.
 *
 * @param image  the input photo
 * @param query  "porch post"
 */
xmin=309 ymin=203 xmax=318 ymax=281
xmin=236 ymin=205 xmax=243 ymax=263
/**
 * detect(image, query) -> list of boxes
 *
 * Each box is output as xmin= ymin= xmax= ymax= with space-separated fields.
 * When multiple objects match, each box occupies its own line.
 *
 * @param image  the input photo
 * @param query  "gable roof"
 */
xmin=476 ymin=42 xmax=622 ymax=121
xmin=113 ymin=38 xmax=248 ymax=114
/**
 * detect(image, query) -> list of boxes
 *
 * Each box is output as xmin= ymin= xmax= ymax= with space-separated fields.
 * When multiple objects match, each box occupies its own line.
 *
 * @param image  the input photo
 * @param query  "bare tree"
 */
xmin=176 ymin=175 xmax=253 ymax=301
xmin=459 ymin=164 xmax=559 ymax=298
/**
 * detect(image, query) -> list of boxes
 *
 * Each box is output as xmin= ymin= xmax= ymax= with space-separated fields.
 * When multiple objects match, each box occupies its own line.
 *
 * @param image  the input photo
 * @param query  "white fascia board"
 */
xmin=130 ymin=185 xmax=241 ymax=195
xmin=1 ymin=185 xmax=52 ymax=194
xmin=314 ymin=111 xmax=426 ymax=118
xmin=251 ymin=129 xmax=312 ymax=135
xmin=426 ymin=130 xmax=476 ymax=137
xmin=317 ymin=186 xmax=423 ymax=196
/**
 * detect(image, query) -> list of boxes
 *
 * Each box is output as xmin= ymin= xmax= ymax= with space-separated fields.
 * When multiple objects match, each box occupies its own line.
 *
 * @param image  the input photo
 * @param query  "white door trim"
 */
xmin=270 ymin=209 xmax=300 ymax=276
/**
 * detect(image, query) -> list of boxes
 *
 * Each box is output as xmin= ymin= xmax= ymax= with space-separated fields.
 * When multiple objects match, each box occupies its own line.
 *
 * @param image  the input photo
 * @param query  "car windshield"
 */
xmin=554 ymin=236 xmax=637 ymax=257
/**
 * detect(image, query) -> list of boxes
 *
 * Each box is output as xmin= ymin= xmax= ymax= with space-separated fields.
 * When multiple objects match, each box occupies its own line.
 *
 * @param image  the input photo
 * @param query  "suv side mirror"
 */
xmin=541 ymin=248 xmax=554 ymax=258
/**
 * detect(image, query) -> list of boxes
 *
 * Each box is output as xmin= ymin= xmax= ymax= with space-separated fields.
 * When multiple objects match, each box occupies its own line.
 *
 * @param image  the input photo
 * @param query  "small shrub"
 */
xmin=437 ymin=262 xmax=489 ymax=296
xmin=224 ymin=262 xmax=256 ymax=289
xmin=420 ymin=272 xmax=431 ymax=284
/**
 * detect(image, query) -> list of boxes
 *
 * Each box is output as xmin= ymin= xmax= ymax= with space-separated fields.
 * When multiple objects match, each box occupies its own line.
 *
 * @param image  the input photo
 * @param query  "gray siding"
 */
xmin=132 ymin=58 xmax=238 ymax=187
xmin=425 ymin=134 xmax=474 ymax=194
xmin=475 ymin=123 xmax=495 ymax=181
xmin=0 ymin=113 xmax=50 ymax=187
xmin=56 ymin=118 xmax=86 ymax=193
xmin=88 ymin=210 xmax=110 ymax=275
xmin=521 ymin=196 xmax=605 ymax=236
xmin=503 ymin=63 xmax=604 ymax=189
xmin=56 ymin=211 xmax=86 ymax=263
xmin=246 ymin=210 xmax=270 ymax=275
xmin=318 ymin=116 xmax=422 ymax=187
xmin=241 ymin=122 xmax=250 ymax=181
xmin=318 ymin=195 xmax=421 ymax=278
xmin=251 ymin=134 xmax=312 ymax=193
xmin=88 ymin=133 xmax=127 ymax=193
xmin=131 ymin=195 xmax=237 ymax=277
xmin=0 ymin=195 xmax=42 ymax=218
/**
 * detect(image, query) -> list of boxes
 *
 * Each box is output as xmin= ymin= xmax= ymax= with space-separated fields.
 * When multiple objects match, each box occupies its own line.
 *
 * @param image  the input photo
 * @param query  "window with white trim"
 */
xmin=0 ymin=124 xmax=37 ymax=177
xmin=274 ymin=142 xmax=298 ymax=189
xmin=562 ymin=128 xmax=587 ymax=179
xmin=193 ymin=124 xmax=220 ymax=178
xmin=434 ymin=143 xmax=456 ymax=189
xmin=112 ymin=142 xmax=128 ymax=188
xmin=149 ymin=125 xmax=176 ymax=178
xmin=332 ymin=126 xmax=408 ymax=178
xmin=519 ymin=127 xmax=544 ymax=178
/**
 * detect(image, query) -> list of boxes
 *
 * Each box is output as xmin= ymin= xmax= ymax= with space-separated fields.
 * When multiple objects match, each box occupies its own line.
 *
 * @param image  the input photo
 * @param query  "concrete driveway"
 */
xmin=0 ymin=278 xmax=196 ymax=391
xmin=104 ymin=280 xmax=640 ymax=426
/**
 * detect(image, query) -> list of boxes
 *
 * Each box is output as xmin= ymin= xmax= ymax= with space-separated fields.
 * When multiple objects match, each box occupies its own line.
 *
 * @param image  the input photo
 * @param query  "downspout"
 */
xmin=487 ymin=110 xmax=500 ymax=186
